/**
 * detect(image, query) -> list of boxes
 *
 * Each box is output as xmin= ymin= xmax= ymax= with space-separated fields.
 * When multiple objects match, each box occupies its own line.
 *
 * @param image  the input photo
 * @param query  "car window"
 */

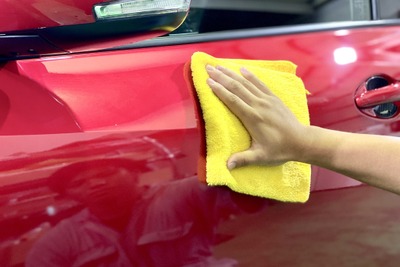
xmin=379 ymin=0 xmax=400 ymax=19
xmin=172 ymin=0 xmax=372 ymax=34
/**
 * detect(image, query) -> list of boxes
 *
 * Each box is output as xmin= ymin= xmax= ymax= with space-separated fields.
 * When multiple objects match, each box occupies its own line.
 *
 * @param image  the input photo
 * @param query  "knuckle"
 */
xmin=234 ymin=157 xmax=246 ymax=168
xmin=227 ymin=93 xmax=240 ymax=104
xmin=258 ymin=100 xmax=271 ymax=110
xmin=257 ymin=96 xmax=276 ymax=110
xmin=227 ymin=79 xmax=241 ymax=91
xmin=242 ymin=79 xmax=253 ymax=88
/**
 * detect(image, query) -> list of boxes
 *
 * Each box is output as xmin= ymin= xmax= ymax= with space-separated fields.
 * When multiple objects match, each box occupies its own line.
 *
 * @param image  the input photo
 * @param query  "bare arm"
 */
xmin=205 ymin=65 xmax=400 ymax=195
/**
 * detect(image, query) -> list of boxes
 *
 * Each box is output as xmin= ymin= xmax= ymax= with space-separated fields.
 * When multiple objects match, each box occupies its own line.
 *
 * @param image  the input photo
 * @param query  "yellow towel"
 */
xmin=190 ymin=52 xmax=311 ymax=203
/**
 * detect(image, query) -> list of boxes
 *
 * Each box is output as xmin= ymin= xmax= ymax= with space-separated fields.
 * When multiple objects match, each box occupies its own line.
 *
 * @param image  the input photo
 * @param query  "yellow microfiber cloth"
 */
xmin=189 ymin=52 xmax=311 ymax=203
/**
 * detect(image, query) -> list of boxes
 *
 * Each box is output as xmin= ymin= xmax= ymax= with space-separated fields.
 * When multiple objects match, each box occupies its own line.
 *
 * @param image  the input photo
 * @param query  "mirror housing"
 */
xmin=0 ymin=0 xmax=191 ymax=60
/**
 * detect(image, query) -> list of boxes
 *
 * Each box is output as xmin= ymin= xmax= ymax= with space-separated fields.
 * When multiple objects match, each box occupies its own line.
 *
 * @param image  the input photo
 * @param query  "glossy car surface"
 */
xmin=1 ymin=0 xmax=400 ymax=266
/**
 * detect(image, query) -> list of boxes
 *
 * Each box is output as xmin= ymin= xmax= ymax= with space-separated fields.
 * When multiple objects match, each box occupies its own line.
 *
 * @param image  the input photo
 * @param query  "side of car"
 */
xmin=1 ymin=0 xmax=400 ymax=266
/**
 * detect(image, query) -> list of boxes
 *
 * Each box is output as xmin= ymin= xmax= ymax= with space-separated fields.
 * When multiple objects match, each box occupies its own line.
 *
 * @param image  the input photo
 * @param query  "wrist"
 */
xmin=295 ymin=125 xmax=340 ymax=166
xmin=290 ymin=125 xmax=325 ymax=164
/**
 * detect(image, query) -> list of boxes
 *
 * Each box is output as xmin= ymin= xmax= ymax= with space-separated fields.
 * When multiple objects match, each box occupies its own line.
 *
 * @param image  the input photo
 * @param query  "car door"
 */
xmin=1 ymin=0 xmax=400 ymax=266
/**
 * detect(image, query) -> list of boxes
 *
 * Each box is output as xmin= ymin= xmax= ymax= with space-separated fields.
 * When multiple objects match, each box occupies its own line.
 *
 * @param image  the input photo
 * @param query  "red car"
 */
xmin=1 ymin=0 xmax=400 ymax=266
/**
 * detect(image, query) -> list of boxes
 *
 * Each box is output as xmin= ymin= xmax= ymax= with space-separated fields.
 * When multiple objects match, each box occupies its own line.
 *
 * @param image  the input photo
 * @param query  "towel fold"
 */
xmin=189 ymin=51 xmax=311 ymax=203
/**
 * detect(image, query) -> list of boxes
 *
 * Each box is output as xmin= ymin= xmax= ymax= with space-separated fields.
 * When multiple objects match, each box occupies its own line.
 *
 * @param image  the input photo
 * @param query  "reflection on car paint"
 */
xmin=0 ymin=131 xmax=265 ymax=266
xmin=0 ymin=0 xmax=98 ymax=32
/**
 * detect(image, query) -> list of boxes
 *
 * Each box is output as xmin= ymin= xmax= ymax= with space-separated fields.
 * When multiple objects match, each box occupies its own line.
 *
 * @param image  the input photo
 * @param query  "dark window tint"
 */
xmin=173 ymin=0 xmax=372 ymax=34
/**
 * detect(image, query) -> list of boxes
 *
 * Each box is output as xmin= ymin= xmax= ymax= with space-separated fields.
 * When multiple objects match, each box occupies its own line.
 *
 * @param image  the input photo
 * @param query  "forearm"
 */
xmin=301 ymin=126 xmax=400 ymax=194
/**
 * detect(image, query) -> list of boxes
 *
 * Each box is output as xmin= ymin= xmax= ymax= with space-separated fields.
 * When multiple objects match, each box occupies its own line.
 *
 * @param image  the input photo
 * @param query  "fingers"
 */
xmin=204 ymin=64 xmax=286 ymax=170
xmin=206 ymin=76 xmax=253 ymax=121
xmin=239 ymin=67 xmax=275 ymax=97
xmin=206 ymin=65 xmax=259 ymax=105
xmin=227 ymin=149 xmax=261 ymax=170
xmin=217 ymin=66 xmax=265 ymax=99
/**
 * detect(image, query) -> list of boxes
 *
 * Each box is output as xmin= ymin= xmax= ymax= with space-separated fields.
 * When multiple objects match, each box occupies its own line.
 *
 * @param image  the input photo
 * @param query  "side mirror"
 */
xmin=0 ymin=0 xmax=191 ymax=60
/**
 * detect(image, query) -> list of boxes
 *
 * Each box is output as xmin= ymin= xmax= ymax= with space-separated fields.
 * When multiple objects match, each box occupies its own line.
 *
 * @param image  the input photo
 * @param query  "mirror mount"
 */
xmin=0 ymin=0 xmax=191 ymax=61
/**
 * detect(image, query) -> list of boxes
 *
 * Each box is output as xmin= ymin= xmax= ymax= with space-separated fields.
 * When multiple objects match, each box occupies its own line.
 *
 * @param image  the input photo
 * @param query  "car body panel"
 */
xmin=1 ymin=18 xmax=400 ymax=266
xmin=0 ymin=0 xmax=99 ymax=32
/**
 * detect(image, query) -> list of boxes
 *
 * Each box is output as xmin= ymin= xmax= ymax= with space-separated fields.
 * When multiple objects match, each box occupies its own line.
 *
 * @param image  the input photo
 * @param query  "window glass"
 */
xmin=173 ymin=0 xmax=372 ymax=34
xmin=379 ymin=0 xmax=400 ymax=19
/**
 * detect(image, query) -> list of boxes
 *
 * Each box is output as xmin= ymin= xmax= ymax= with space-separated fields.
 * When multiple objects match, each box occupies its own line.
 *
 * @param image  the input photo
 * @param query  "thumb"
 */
xmin=227 ymin=150 xmax=260 ymax=170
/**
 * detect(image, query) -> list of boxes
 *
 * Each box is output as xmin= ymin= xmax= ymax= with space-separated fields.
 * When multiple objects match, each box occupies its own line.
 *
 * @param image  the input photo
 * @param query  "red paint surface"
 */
xmin=0 ymin=0 xmax=99 ymax=32
xmin=1 ymin=25 xmax=400 ymax=266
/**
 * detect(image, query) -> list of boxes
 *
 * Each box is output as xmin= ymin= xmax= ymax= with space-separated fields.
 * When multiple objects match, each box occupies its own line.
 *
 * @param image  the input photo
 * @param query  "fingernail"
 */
xmin=240 ymin=67 xmax=250 ymax=75
xmin=207 ymin=78 xmax=216 ymax=86
xmin=216 ymin=65 xmax=224 ymax=71
xmin=227 ymin=161 xmax=237 ymax=170
xmin=206 ymin=65 xmax=215 ymax=72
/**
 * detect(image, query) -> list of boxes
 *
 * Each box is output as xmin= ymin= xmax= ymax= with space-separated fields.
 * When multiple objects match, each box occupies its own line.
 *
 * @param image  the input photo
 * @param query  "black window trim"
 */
xmin=371 ymin=0 xmax=379 ymax=20
xmin=115 ymin=19 xmax=400 ymax=51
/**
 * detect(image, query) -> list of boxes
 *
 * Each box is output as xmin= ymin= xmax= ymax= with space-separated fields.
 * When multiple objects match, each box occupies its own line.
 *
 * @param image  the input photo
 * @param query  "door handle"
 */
xmin=356 ymin=81 xmax=400 ymax=108
xmin=355 ymin=75 xmax=400 ymax=119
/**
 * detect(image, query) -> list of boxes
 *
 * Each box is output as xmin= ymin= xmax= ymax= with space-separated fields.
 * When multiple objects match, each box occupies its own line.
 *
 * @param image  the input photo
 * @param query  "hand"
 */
xmin=205 ymin=65 xmax=310 ymax=169
xmin=205 ymin=65 xmax=400 ymax=195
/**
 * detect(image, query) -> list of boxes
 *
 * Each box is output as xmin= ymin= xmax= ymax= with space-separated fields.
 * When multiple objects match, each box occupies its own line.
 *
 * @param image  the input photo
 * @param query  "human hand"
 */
xmin=205 ymin=65 xmax=310 ymax=169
